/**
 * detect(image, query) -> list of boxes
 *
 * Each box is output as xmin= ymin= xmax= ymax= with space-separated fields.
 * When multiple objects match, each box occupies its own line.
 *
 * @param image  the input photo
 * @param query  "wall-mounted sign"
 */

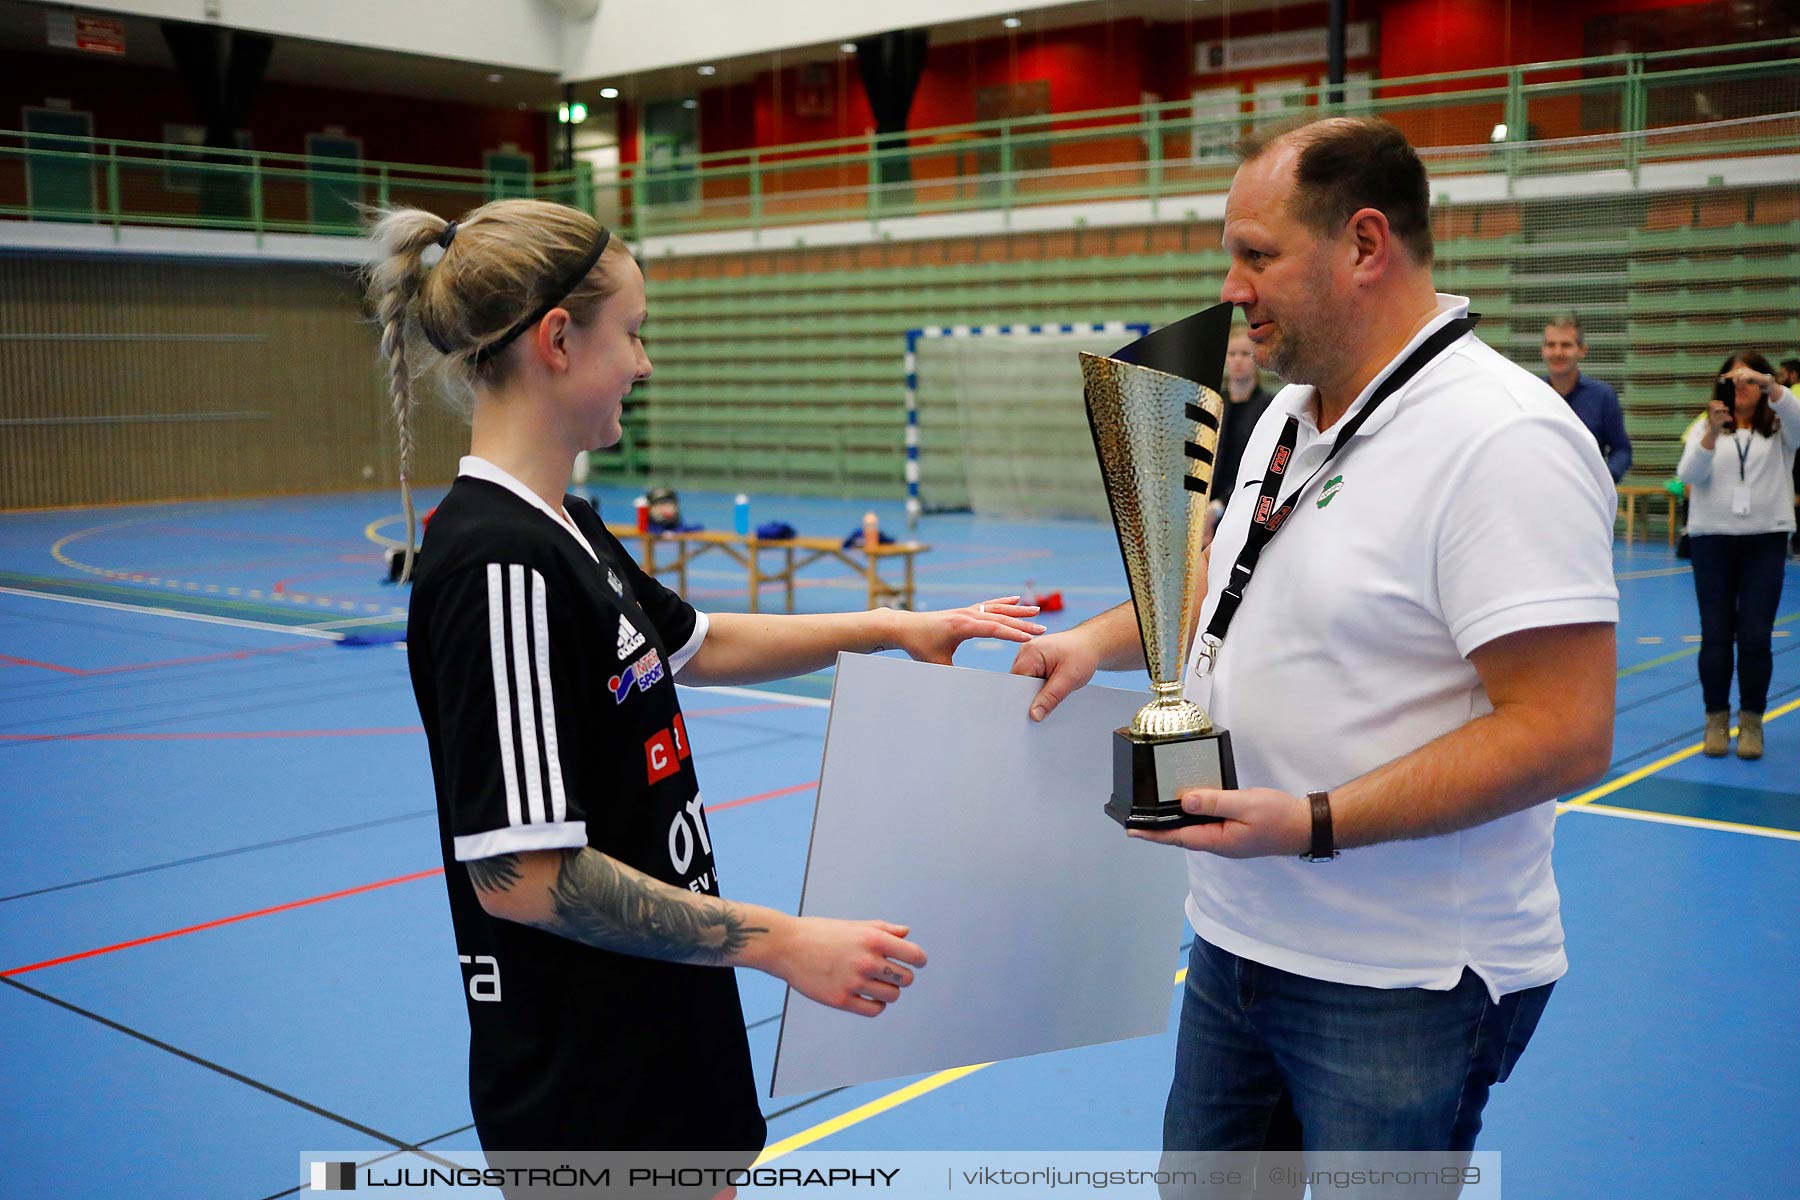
xmin=796 ymin=63 xmax=834 ymax=118
xmin=1195 ymin=23 xmax=1372 ymax=73
xmin=46 ymin=11 xmax=127 ymax=56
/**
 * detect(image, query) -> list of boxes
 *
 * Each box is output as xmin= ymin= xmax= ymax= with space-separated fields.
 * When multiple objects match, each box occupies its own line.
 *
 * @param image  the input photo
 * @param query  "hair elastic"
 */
xmin=436 ymin=220 xmax=459 ymax=250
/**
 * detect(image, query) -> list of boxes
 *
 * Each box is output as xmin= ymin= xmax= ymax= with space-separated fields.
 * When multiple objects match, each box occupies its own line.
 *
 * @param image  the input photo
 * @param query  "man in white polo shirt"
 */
xmin=1012 ymin=117 xmax=1618 ymax=1176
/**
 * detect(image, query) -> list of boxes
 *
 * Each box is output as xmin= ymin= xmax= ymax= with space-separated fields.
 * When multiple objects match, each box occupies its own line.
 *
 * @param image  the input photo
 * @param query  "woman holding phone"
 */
xmin=1676 ymin=350 xmax=1800 ymax=758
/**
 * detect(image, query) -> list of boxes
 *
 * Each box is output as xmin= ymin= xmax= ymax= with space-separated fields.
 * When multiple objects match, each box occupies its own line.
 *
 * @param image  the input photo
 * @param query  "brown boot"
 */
xmin=1704 ymin=711 xmax=1730 ymax=757
xmin=1736 ymin=710 xmax=1764 ymax=760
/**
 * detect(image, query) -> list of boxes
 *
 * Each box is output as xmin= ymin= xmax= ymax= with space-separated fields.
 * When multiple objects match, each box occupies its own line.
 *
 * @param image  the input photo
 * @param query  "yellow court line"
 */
xmin=756 ymin=1063 xmax=993 ymax=1163
xmin=365 ymin=514 xmax=408 ymax=551
xmin=50 ymin=517 xmax=154 ymax=576
xmin=757 ymin=963 xmax=1194 ymax=1164
xmin=1558 ymin=694 xmax=1800 ymax=811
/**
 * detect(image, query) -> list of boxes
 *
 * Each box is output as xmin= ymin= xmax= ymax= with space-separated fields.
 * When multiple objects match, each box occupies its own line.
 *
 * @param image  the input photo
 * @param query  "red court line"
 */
xmin=1 ymin=867 xmax=446 ymax=978
xmin=0 ymin=653 xmax=83 ymax=675
xmin=0 ymin=726 xmax=423 ymax=743
xmin=2 ymin=780 xmax=815 ymax=976
xmin=707 ymin=780 xmax=817 ymax=813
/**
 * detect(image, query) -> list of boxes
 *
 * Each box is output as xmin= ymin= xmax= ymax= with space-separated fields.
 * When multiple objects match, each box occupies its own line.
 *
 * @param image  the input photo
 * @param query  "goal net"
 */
xmin=905 ymin=322 xmax=1147 ymax=524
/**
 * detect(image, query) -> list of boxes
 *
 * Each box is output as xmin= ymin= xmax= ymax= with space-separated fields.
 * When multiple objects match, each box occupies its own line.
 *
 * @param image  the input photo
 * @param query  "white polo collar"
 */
xmin=1279 ymin=293 xmax=1473 ymax=444
xmin=458 ymin=455 xmax=599 ymax=563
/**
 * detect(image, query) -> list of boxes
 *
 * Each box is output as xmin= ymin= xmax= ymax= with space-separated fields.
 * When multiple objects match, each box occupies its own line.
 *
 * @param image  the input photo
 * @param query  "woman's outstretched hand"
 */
xmin=885 ymin=596 xmax=1045 ymax=665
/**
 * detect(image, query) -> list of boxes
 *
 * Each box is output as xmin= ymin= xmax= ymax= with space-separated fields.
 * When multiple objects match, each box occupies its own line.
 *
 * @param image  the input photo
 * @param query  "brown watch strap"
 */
xmin=1303 ymin=790 xmax=1339 ymax=861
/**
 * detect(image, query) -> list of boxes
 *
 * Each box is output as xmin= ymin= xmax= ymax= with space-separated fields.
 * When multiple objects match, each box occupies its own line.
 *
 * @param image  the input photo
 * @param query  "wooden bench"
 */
xmin=605 ymin=525 xmax=928 ymax=613
xmin=1616 ymin=484 xmax=1680 ymax=550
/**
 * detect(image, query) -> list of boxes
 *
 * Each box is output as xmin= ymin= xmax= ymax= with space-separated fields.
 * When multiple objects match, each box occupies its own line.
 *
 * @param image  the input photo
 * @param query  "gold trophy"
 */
xmin=1079 ymin=303 xmax=1237 ymax=829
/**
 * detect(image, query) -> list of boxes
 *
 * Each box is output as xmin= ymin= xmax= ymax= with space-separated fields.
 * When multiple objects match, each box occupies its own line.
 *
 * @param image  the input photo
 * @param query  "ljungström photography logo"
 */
xmin=309 ymin=1161 xmax=356 ymax=1191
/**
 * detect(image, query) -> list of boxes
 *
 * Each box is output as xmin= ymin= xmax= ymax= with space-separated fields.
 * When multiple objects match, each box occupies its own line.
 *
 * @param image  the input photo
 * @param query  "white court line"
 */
xmin=5 ymin=585 xmax=842 ymax=705
xmin=681 ymin=683 xmax=831 ymax=710
xmin=1559 ymin=802 xmax=1800 ymax=843
xmin=306 ymin=613 xmax=407 ymax=633
xmin=0 ymin=585 xmax=345 ymax=641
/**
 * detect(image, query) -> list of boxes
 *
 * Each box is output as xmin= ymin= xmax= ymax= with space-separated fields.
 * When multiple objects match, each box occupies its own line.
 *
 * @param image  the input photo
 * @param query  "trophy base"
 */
xmin=1106 ymin=725 xmax=1237 ymax=830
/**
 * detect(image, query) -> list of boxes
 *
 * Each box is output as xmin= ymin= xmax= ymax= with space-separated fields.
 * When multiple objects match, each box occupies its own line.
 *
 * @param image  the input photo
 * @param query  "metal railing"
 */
xmin=1 ymin=38 xmax=1794 ymax=245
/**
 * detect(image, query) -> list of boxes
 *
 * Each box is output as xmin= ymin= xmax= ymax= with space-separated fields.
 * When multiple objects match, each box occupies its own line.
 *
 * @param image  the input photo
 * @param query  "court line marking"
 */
xmin=0 ymin=868 xmax=446 ymax=978
xmin=53 ymin=516 xmax=399 ymax=615
xmin=366 ymin=514 xmax=408 ymax=551
xmin=1618 ymin=608 xmax=1800 ymax=677
xmin=1556 ymin=694 xmax=1800 ymax=816
xmin=0 ymin=811 xmax=439 ymax=906
xmin=0 ymin=585 xmax=347 ymax=640
xmin=0 ymin=974 xmax=444 ymax=1160
xmin=0 ymin=703 xmax=793 ymax=744
xmin=689 ymin=683 xmax=832 ymax=710
xmin=760 ymin=699 xmax=1800 ymax=1159
xmin=0 ymin=779 xmax=824 ymax=974
xmin=0 ymin=726 xmax=424 ymax=744
xmin=0 ymin=638 xmax=327 ymax=678
xmin=1565 ymin=802 xmax=1800 ymax=843
xmin=1613 ymin=566 xmax=1693 ymax=580
xmin=710 ymin=781 xmax=816 ymax=813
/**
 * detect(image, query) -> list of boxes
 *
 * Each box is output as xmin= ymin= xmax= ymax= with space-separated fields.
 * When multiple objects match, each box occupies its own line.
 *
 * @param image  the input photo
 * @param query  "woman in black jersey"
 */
xmin=364 ymin=200 xmax=1043 ymax=1170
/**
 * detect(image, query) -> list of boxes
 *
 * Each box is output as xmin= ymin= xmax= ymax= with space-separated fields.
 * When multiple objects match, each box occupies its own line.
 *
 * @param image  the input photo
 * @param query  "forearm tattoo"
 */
xmin=466 ymin=853 xmax=523 ymax=894
xmin=540 ymin=848 xmax=767 ymax=965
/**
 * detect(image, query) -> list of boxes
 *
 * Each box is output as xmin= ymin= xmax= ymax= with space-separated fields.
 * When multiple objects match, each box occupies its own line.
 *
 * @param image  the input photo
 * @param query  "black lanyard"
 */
xmin=1733 ymin=431 xmax=1751 ymax=481
xmin=1197 ymin=314 xmax=1479 ymax=671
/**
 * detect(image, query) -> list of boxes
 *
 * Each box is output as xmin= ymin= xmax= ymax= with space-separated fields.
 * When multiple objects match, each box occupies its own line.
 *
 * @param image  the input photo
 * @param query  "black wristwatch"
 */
xmin=1301 ymin=790 xmax=1339 ymax=862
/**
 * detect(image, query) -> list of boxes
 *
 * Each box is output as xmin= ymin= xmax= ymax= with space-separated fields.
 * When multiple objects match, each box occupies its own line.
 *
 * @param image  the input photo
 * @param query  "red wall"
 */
xmin=1 ymin=48 xmax=549 ymax=170
xmin=664 ymin=0 xmax=1756 ymax=162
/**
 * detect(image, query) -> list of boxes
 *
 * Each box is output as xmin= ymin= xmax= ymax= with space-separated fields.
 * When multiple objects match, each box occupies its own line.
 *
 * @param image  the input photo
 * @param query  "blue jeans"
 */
xmin=1160 ymin=937 xmax=1552 ymax=1199
xmin=1689 ymin=532 xmax=1789 ymax=713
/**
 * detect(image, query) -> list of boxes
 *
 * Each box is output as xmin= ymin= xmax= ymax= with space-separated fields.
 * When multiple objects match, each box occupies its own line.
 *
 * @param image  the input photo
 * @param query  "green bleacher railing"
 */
xmin=1 ymin=38 xmax=1794 ymax=244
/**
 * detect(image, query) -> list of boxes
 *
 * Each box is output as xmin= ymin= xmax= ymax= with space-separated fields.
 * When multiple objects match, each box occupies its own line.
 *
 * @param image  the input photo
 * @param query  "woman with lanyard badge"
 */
xmin=365 ymin=199 xmax=1044 ymax=1169
xmin=1677 ymin=351 xmax=1800 ymax=759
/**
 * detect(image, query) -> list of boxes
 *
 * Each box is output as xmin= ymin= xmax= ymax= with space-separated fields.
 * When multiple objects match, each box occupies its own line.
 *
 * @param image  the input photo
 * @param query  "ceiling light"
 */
xmin=697 ymin=64 xmax=716 ymax=76
xmin=600 ymin=86 xmax=620 ymax=99
xmin=1003 ymin=16 xmax=1022 ymax=28
xmin=558 ymin=101 xmax=588 ymax=124
xmin=487 ymin=72 xmax=503 ymax=83
xmin=839 ymin=42 xmax=857 ymax=54
xmin=682 ymin=98 xmax=698 ymax=110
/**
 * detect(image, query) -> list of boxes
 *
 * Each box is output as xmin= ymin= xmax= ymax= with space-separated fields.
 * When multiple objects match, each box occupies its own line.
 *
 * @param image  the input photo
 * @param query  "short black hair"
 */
xmin=1236 ymin=117 xmax=1434 ymax=265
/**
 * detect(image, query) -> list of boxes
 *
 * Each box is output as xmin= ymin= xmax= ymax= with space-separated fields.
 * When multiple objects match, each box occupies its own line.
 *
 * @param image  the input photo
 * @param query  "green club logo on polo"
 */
xmin=1317 ymin=475 xmax=1345 ymax=508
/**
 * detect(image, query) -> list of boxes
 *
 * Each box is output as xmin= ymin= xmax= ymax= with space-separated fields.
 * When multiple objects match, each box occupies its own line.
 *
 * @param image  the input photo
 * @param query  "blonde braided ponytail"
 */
xmin=364 ymin=209 xmax=449 ymax=582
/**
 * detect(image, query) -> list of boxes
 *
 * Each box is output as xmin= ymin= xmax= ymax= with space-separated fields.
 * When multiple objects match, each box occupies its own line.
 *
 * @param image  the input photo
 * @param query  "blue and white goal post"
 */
xmin=903 ymin=321 xmax=1149 ymax=526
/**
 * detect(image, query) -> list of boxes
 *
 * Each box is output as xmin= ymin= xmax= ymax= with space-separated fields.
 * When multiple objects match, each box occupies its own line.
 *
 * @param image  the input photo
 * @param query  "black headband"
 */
xmin=470 ymin=227 xmax=612 ymax=366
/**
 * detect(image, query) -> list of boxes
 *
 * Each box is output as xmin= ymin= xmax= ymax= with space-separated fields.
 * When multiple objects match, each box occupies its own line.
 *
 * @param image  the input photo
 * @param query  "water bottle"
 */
xmin=734 ymin=493 xmax=750 ymax=537
xmin=633 ymin=495 xmax=650 ymax=534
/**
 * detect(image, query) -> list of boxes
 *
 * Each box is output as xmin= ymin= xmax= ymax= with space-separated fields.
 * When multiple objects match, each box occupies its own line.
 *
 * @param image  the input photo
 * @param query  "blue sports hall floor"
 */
xmin=1 ymin=486 xmax=1795 ymax=1198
